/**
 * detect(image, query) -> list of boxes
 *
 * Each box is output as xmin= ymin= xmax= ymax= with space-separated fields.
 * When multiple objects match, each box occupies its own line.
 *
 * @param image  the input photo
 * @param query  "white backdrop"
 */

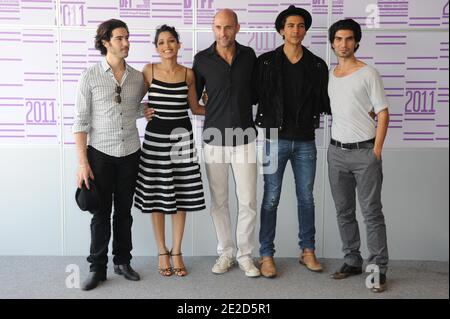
xmin=0 ymin=0 xmax=448 ymax=260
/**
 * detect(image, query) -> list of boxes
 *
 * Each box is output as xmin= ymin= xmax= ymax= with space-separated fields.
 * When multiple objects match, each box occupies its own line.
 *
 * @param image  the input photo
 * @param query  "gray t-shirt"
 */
xmin=328 ymin=64 xmax=388 ymax=143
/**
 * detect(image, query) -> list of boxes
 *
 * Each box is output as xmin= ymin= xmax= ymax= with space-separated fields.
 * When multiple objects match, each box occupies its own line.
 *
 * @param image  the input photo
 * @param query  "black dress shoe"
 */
xmin=330 ymin=263 xmax=363 ymax=279
xmin=81 ymin=271 xmax=106 ymax=291
xmin=114 ymin=264 xmax=140 ymax=281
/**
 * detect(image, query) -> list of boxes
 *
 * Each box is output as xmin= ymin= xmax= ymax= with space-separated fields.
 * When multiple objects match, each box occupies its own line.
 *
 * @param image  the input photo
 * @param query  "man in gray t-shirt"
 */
xmin=327 ymin=19 xmax=390 ymax=293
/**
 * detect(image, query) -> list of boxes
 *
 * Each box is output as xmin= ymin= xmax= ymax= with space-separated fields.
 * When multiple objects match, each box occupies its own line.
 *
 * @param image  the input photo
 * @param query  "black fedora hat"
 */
xmin=75 ymin=179 xmax=100 ymax=213
xmin=275 ymin=5 xmax=312 ymax=32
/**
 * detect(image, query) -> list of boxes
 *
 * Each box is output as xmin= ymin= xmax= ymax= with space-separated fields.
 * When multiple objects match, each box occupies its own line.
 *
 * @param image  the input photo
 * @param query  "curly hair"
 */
xmin=95 ymin=19 xmax=129 ymax=56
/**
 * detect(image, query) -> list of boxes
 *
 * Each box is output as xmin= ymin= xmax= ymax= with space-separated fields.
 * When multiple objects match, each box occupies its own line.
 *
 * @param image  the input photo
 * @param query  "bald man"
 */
xmin=193 ymin=9 xmax=260 ymax=278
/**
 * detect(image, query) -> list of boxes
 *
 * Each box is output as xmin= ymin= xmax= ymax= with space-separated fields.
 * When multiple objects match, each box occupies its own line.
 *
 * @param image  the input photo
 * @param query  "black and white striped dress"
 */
xmin=134 ymin=68 xmax=205 ymax=214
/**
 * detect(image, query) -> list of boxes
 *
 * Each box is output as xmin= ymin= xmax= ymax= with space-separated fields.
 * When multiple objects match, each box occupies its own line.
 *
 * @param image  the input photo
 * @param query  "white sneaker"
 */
xmin=238 ymin=259 xmax=261 ymax=278
xmin=212 ymin=255 xmax=235 ymax=274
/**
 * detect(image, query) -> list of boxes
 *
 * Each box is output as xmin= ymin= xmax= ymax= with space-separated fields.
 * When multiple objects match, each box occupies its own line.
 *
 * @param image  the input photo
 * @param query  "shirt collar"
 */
xmin=101 ymin=58 xmax=129 ymax=73
xmin=208 ymin=41 xmax=242 ymax=57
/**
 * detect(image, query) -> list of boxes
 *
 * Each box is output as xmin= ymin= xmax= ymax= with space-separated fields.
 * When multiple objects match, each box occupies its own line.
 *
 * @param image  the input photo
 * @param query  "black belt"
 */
xmin=330 ymin=138 xmax=375 ymax=150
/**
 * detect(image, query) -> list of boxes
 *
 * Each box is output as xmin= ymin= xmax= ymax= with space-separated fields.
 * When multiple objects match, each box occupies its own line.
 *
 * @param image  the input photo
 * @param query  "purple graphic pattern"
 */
xmin=0 ymin=0 xmax=447 ymax=147
xmin=58 ymin=0 xmax=193 ymax=28
xmin=0 ymin=29 xmax=59 ymax=144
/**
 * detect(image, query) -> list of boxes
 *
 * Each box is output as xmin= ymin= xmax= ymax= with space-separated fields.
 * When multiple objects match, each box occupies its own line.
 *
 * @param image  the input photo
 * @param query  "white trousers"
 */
xmin=203 ymin=142 xmax=258 ymax=262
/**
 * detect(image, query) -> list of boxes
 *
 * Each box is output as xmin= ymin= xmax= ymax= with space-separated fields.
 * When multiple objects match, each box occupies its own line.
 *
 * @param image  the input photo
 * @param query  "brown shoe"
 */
xmin=259 ymin=257 xmax=277 ymax=278
xmin=370 ymin=273 xmax=387 ymax=293
xmin=330 ymin=263 xmax=362 ymax=279
xmin=371 ymin=283 xmax=387 ymax=293
xmin=299 ymin=250 xmax=323 ymax=272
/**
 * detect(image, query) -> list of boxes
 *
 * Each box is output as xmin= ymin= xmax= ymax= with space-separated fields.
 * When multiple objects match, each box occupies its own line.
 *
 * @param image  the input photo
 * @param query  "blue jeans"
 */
xmin=259 ymin=139 xmax=317 ymax=257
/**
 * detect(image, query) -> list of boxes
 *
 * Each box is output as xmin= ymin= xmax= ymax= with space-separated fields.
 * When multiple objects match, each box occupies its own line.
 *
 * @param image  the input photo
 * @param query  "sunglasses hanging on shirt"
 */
xmin=115 ymin=85 xmax=122 ymax=104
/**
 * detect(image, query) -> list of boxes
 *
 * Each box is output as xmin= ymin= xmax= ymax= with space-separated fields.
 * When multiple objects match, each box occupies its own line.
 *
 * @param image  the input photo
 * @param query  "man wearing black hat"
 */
xmin=73 ymin=19 xmax=154 ymax=290
xmin=253 ymin=5 xmax=331 ymax=278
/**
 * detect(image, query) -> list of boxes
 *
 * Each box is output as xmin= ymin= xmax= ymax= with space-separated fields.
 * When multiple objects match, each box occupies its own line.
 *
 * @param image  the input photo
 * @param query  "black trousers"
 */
xmin=86 ymin=146 xmax=140 ymax=272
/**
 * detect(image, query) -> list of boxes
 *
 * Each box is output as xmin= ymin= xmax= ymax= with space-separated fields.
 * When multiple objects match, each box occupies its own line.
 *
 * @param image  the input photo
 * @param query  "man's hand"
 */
xmin=77 ymin=164 xmax=94 ymax=189
xmin=144 ymin=106 xmax=155 ymax=121
xmin=201 ymin=92 xmax=208 ymax=105
xmin=372 ymin=108 xmax=389 ymax=162
xmin=373 ymin=147 xmax=382 ymax=161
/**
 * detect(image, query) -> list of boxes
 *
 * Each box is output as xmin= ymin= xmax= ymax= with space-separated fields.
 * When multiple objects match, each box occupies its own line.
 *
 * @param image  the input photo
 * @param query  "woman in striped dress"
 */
xmin=134 ymin=25 xmax=206 ymax=277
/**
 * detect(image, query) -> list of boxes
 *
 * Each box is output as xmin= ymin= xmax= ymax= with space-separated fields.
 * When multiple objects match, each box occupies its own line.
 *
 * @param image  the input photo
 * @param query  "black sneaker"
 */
xmin=370 ymin=273 xmax=387 ymax=293
xmin=330 ymin=263 xmax=363 ymax=279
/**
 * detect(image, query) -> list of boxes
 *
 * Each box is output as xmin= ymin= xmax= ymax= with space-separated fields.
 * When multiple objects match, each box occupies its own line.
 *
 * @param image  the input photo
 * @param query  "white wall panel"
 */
xmin=0 ymin=0 xmax=447 ymax=260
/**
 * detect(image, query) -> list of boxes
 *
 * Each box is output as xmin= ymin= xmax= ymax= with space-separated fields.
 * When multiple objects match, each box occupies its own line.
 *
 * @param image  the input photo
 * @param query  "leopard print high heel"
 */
xmin=158 ymin=251 xmax=173 ymax=277
xmin=170 ymin=251 xmax=187 ymax=277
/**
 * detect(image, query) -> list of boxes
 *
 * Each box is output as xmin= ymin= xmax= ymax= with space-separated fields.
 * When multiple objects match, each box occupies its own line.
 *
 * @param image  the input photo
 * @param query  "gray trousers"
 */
xmin=327 ymin=144 xmax=388 ymax=274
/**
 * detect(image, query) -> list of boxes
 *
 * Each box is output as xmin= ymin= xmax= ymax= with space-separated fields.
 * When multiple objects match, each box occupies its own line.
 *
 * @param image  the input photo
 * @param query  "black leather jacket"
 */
xmin=253 ymin=45 xmax=331 ymax=132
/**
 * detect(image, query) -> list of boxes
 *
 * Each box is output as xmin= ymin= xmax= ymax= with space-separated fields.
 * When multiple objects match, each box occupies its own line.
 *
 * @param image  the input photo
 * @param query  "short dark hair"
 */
xmin=153 ymin=25 xmax=180 ymax=47
xmin=328 ymin=19 xmax=362 ymax=52
xmin=95 ymin=19 xmax=129 ymax=56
